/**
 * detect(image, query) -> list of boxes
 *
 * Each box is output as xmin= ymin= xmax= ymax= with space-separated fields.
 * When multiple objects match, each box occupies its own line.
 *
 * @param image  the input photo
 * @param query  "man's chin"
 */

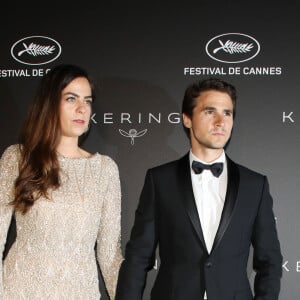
xmin=208 ymin=141 xmax=229 ymax=149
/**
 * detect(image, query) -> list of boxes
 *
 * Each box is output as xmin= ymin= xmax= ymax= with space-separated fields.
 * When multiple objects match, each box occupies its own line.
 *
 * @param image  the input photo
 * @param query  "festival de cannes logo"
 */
xmin=11 ymin=36 xmax=61 ymax=65
xmin=206 ymin=33 xmax=260 ymax=63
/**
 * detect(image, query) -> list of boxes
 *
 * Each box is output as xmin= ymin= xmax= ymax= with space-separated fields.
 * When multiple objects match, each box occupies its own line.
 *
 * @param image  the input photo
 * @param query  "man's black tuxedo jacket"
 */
xmin=116 ymin=154 xmax=282 ymax=300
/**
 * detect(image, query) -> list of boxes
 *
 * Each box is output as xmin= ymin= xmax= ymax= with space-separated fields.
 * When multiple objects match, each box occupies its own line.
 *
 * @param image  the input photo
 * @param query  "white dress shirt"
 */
xmin=190 ymin=150 xmax=228 ymax=299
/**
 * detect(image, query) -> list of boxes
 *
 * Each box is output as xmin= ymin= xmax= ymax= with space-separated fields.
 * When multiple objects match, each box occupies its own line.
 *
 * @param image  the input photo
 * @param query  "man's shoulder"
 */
xmin=228 ymin=156 xmax=266 ymax=179
xmin=149 ymin=153 xmax=188 ymax=174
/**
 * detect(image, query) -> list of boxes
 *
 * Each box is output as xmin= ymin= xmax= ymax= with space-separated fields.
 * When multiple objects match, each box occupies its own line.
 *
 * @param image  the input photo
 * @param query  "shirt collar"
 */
xmin=189 ymin=149 xmax=226 ymax=168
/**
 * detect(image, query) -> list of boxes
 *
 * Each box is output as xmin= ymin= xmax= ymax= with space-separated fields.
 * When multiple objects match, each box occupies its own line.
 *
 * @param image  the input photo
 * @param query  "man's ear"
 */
xmin=182 ymin=113 xmax=192 ymax=129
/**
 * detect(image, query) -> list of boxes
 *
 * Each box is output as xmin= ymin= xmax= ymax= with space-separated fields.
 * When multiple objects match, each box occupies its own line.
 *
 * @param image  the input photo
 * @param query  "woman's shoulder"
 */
xmin=1 ymin=144 xmax=21 ymax=160
xmin=0 ymin=144 xmax=21 ymax=174
xmin=93 ymin=153 xmax=119 ymax=173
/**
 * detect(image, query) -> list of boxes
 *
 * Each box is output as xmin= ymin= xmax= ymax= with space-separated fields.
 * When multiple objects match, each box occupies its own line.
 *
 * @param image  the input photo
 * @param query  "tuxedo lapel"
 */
xmin=211 ymin=156 xmax=240 ymax=253
xmin=178 ymin=154 xmax=207 ymax=252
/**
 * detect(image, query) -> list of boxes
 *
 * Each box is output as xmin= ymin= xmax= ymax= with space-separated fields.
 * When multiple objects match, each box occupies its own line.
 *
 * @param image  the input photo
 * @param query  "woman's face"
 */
xmin=59 ymin=77 xmax=93 ymax=140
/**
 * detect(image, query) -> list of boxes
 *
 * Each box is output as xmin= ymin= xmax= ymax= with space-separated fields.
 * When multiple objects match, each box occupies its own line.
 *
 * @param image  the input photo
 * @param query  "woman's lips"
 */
xmin=73 ymin=119 xmax=85 ymax=124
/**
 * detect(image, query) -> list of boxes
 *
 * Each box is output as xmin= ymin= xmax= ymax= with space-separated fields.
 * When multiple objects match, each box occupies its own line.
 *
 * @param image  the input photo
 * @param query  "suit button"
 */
xmin=205 ymin=262 xmax=212 ymax=268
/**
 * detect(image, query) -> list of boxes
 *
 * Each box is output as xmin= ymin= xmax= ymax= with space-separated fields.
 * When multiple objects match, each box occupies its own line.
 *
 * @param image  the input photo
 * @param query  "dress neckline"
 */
xmin=57 ymin=152 xmax=99 ymax=160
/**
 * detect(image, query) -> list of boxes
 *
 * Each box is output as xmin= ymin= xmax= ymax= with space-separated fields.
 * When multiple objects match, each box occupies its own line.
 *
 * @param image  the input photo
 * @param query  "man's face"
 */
xmin=183 ymin=90 xmax=234 ymax=153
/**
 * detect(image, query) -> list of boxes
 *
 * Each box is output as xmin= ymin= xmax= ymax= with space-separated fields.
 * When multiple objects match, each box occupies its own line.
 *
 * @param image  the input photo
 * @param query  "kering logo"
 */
xmin=206 ymin=33 xmax=260 ymax=63
xmin=282 ymin=260 xmax=300 ymax=273
xmin=119 ymin=129 xmax=148 ymax=145
xmin=91 ymin=112 xmax=181 ymax=146
xmin=11 ymin=36 xmax=61 ymax=65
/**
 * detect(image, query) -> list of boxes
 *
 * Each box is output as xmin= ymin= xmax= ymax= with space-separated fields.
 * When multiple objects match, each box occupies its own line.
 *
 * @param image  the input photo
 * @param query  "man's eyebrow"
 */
xmin=203 ymin=106 xmax=216 ymax=110
xmin=203 ymin=107 xmax=233 ymax=113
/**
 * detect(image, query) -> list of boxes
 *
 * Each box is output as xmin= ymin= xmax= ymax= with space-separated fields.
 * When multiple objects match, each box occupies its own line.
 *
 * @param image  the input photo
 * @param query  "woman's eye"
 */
xmin=85 ymin=99 xmax=93 ymax=105
xmin=66 ymin=97 xmax=76 ymax=102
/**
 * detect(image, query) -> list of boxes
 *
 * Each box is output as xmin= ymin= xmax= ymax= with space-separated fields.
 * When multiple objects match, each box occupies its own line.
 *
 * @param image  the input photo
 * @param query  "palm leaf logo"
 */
xmin=18 ymin=43 xmax=56 ymax=57
xmin=213 ymin=40 xmax=253 ymax=54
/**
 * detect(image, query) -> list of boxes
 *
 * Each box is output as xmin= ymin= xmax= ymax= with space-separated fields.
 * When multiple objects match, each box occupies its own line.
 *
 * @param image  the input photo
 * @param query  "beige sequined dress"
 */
xmin=0 ymin=144 xmax=123 ymax=300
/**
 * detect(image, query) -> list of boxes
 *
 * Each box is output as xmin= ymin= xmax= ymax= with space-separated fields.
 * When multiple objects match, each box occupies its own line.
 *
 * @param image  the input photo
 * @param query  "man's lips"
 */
xmin=211 ymin=131 xmax=225 ymax=136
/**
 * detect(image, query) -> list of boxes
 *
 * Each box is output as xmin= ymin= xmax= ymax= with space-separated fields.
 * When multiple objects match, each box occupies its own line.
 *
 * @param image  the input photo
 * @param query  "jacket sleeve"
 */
xmin=96 ymin=157 xmax=123 ymax=300
xmin=116 ymin=169 xmax=158 ymax=300
xmin=252 ymin=176 xmax=282 ymax=300
xmin=0 ymin=145 xmax=19 ymax=296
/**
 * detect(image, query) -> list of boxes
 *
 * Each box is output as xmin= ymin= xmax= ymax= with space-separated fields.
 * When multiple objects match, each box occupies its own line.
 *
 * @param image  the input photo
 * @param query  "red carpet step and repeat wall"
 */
xmin=1 ymin=2 xmax=299 ymax=299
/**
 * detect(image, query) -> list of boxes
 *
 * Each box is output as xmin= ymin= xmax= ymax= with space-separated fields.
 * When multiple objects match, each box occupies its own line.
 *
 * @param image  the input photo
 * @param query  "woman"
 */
xmin=0 ymin=64 xmax=123 ymax=299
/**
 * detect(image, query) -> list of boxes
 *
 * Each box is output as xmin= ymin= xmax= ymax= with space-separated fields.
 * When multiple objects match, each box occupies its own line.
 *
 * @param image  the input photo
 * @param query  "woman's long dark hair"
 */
xmin=11 ymin=64 xmax=95 ymax=214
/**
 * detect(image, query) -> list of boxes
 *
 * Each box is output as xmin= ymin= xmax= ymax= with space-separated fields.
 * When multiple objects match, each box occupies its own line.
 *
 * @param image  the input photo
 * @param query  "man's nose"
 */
xmin=214 ymin=114 xmax=225 ymax=126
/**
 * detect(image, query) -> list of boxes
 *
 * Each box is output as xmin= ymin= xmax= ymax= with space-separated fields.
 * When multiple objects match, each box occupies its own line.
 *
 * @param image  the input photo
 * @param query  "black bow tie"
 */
xmin=192 ymin=160 xmax=224 ymax=178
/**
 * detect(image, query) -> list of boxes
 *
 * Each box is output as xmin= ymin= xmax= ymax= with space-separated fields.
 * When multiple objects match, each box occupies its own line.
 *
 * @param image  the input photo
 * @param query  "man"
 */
xmin=116 ymin=78 xmax=282 ymax=300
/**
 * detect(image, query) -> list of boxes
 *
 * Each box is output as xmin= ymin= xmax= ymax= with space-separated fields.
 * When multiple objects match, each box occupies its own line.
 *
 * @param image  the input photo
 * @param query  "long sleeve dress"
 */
xmin=0 ymin=144 xmax=123 ymax=300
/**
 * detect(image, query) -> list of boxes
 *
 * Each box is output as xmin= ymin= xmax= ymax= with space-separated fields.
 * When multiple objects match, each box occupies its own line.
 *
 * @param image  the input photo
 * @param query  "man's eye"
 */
xmin=205 ymin=110 xmax=214 ymax=114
